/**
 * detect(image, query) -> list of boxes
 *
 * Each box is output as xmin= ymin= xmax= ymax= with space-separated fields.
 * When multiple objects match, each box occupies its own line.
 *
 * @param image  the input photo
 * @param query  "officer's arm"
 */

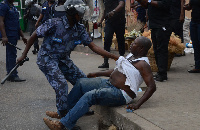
xmin=0 ymin=16 xmax=7 ymax=38
xmin=17 ymin=31 xmax=37 ymax=64
xmin=21 ymin=31 xmax=38 ymax=58
xmin=88 ymin=42 xmax=119 ymax=61
xmin=0 ymin=16 xmax=8 ymax=45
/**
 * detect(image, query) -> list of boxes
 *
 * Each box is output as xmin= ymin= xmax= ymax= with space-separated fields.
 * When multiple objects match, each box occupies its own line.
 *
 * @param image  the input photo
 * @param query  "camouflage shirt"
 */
xmin=36 ymin=16 xmax=92 ymax=66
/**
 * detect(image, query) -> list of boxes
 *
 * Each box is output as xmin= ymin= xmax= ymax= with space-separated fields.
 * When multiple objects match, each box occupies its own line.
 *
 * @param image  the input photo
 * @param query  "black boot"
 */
xmin=98 ymin=58 xmax=109 ymax=68
xmin=32 ymin=48 xmax=37 ymax=54
xmin=36 ymin=45 xmax=39 ymax=52
xmin=32 ymin=45 xmax=39 ymax=54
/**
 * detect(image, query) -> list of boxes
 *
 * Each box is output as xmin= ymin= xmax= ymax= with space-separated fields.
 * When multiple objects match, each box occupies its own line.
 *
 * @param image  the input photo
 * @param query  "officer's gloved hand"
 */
xmin=1 ymin=37 xmax=8 ymax=46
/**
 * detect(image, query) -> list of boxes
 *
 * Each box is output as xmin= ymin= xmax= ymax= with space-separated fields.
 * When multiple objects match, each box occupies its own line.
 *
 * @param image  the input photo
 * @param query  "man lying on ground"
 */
xmin=43 ymin=36 xmax=156 ymax=130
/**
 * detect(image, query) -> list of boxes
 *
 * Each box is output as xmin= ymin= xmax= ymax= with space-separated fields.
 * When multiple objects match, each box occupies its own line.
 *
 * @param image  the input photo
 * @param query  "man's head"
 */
xmin=64 ymin=0 xmax=86 ymax=23
xmin=25 ymin=0 xmax=35 ymax=7
xmin=130 ymin=36 xmax=152 ymax=56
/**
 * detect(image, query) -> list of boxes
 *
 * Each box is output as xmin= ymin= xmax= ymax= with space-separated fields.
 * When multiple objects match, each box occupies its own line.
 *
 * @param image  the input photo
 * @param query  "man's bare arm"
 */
xmin=87 ymin=69 xmax=114 ymax=78
xmin=127 ymin=62 xmax=156 ymax=110
xmin=180 ymin=0 xmax=185 ymax=22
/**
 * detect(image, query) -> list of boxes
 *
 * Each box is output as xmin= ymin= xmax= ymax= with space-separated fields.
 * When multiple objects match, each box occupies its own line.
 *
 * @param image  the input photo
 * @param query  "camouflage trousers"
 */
xmin=38 ymin=58 xmax=86 ymax=115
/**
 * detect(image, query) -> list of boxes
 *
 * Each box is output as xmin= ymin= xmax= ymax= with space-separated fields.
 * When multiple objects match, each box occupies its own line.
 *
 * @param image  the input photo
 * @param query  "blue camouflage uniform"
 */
xmin=0 ymin=0 xmax=20 ymax=78
xmin=36 ymin=15 xmax=92 ymax=116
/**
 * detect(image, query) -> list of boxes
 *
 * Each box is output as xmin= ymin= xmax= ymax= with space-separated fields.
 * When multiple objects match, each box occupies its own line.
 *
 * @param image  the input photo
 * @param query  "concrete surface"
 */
xmin=0 ymin=33 xmax=200 ymax=130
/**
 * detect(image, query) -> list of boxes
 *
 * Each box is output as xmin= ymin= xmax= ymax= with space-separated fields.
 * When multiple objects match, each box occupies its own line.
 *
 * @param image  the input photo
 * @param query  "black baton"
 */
xmin=0 ymin=38 xmax=29 ymax=84
xmin=1 ymin=57 xmax=29 ymax=84
xmin=0 ymin=38 xmax=21 ymax=50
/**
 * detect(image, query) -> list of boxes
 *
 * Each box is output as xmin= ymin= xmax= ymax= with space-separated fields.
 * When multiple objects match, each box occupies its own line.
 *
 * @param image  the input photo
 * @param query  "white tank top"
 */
xmin=114 ymin=53 xmax=150 ymax=104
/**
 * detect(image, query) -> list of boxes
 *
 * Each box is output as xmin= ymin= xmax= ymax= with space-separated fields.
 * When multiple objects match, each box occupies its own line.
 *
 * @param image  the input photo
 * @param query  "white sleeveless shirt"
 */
xmin=114 ymin=53 xmax=150 ymax=104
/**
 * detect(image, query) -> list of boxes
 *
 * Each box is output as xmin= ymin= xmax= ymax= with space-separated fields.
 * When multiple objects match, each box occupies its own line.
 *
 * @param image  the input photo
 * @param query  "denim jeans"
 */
xmin=190 ymin=21 xmax=200 ymax=69
xmin=60 ymin=78 xmax=126 ymax=129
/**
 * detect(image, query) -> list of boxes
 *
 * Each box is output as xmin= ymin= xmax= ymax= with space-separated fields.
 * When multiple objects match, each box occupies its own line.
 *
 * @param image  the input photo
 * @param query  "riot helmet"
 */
xmin=64 ymin=0 xmax=87 ymax=18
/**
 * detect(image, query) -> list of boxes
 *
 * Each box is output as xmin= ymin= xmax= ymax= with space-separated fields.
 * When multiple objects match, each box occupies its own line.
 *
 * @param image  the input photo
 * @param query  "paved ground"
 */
xmin=0 ymin=34 xmax=200 ymax=130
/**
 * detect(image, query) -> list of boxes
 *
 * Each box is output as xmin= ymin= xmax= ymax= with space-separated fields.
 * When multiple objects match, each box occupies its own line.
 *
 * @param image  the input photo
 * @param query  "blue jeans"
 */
xmin=60 ymin=78 xmax=126 ymax=129
xmin=190 ymin=21 xmax=200 ymax=69
xmin=38 ymin=59 xmax=86 ymax=117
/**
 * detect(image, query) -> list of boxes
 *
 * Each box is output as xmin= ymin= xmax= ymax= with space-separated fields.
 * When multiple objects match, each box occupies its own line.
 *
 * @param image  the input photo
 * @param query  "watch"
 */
xmin=112 ymin=9 xmax=116 ymax=14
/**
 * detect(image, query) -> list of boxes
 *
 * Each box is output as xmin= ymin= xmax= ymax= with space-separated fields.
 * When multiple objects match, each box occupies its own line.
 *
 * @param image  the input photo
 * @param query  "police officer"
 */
xmin=17 ymin=0 xmax=118 ymax=123
xmin=24 ymin=0 xmax=41 ymax=54
xmin=0 ymin=0 xmax=27 ymax=82
xmin=35 ymin=0 xmax=57 ymax=28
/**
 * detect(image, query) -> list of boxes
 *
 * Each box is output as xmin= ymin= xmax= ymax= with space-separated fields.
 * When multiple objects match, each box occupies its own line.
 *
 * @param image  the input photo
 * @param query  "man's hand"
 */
xmin=22 ymin=37 xmax=28 ymax=45
xmin=87 ymin=73 xmax=97 ymax=78
xmin=1 ymin=37 xmax=8 ymax=46
xmin=17 ymin=55 xmax=26 ymax=65
xmin=107 ymin=11 xmax=115 ymax=18
xmin=126 ymin=104 xmax=140 ymax=110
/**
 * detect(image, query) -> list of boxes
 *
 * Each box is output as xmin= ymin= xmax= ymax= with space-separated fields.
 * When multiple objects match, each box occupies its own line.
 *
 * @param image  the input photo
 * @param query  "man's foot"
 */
xmin=154 ymin=75 xmax=167 ymax=82
xmin=98 ymin=63 xmax=109 ymax=68
xmin=46 ymin=109 xmax=94 ymax=119
xmin=43 ymin=118 xmax=65 ymax=130
xmin=32 ymin=49 xmax=38 ymax=54
xmin=7 ymin=76 xmax=26 ymax=82
xmin=188 ymin=69 xmax=200 ymax=73
xmin=43 ymin=118 xmax=81 ymax=130
xmin=46 ymin=111 xmax=61 ymax=119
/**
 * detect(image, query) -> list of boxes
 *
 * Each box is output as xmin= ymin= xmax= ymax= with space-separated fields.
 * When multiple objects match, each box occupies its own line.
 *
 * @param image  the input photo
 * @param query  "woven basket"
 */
xmin=147 ymin=53 xmax=175 ymax=72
